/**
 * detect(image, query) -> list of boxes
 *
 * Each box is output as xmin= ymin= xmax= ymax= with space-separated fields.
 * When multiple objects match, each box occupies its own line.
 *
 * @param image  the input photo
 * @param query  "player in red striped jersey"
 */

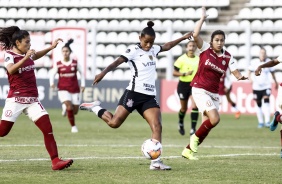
xmin=50 ymin=39 xmax=85 ymax=133
xmin=0 ymin=26 xmax=73 ymax=170
xmin=181 ymin=7 xmax=248 ymax=160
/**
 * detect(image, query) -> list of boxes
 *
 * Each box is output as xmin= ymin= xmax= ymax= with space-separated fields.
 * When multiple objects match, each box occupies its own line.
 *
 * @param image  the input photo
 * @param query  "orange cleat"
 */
xmin=235 ymin=111 xmax=241 ymax=119
xmin=52 ymin=158 xmax=73 ymax=170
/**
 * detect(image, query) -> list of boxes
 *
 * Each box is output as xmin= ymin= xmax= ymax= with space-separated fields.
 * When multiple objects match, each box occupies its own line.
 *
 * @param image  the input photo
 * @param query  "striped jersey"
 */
xmin=120 ymin=43 xmax=162 ymax=96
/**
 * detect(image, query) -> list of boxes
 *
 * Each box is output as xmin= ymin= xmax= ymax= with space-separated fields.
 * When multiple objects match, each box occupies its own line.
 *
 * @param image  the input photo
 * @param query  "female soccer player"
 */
xmin=0 ymin=26 xmax=73 ymax=170
xmin=50 ymin=39 xmax=85 ymax=133
xmin=173 ymin=40 xmax=199 ymax=136
xmin=181 ymin=7 xmax=248 ymax=160
xmin=255 ymin=53 xmax=282 ymax=158
xmin=80 ymin=21 xmax=193 ymax=170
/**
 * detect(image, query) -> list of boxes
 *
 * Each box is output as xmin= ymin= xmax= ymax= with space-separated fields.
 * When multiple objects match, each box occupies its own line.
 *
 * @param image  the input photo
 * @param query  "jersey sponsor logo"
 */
xmin=5 ymin=110 xmax=12 ymax=117
xmin=142 ymin=61 xmax=155 ymax=67
xmin=126 ymin=99 xmax=134 ymax=107
xmin=143 ymin=83 xmax=155 ymax=92
xmin=59 ymin=73 xmax=76 ymax=77
xmin=18 ymin=64 xmax=35 ymax=73
xmin=139 ymin=54 xmax=144 ymax=57
xmin=15 ymin=97 xmax=38 ymax=104
xmin=205 ymin=59 xmax=225 ymax=74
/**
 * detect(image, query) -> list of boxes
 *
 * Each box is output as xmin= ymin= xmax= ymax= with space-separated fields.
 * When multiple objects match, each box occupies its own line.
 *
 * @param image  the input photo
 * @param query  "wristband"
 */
xmin=182 ymin=73 xmax=186 ymax=76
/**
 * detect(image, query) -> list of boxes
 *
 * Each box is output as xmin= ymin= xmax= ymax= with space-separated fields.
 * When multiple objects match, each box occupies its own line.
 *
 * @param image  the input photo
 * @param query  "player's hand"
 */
xmin=51 ymin=38 xmax=63 ymax=49
xmin=255 ymin=67 xmax=262 ymax=76
xmin=92 ymin=73 xmax=105 ymax=85
xmin=184 ymin=31 xmax=194 ymax=40
xmin=187 ymin=70 xmax=194 ymax=75
xmin=50 ymin=84 xmax=55 ymax=89
xmin=237 ymin=76 xmax=248 ymax=81
xmin=201 ymin=6 xmax=209 ymax=20
xmin=25 ymin=49 xmax=36 ymax=59
xmin=81 ymin=86 xmax=85 ymax=92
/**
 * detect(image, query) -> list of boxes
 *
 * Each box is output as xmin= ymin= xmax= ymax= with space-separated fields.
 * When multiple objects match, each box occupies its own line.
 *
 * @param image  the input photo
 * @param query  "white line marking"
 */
xmin=0 ymin=153 xmax=279 ymax=163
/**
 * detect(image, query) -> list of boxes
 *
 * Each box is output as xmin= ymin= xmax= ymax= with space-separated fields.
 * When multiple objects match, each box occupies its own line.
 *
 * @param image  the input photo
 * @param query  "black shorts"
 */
xmin=253 ymin=88 xmax=271 ymax=101
xmin=118 ymin=89 xmax=160 ymax=116
xmin=177 ymin=81 xmax=192 ymax=100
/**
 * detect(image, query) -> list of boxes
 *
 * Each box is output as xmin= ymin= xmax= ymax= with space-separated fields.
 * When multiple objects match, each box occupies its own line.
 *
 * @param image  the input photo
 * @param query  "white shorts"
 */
xmin=192 ymin=87 xmax=220 ymax=114
xmin=1 ymin=97 xmax=48 ymax=122
xmin=58 ymin=90 xmax=81 ymax=105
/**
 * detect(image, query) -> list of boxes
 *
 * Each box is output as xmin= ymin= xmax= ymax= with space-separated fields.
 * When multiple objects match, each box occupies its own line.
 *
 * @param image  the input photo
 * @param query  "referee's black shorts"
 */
xmin=177 ymin=81 xmax=192 ymax=100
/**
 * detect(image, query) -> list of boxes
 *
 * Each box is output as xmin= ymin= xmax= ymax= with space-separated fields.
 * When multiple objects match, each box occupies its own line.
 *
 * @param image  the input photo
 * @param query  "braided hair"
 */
xmin=0 ymin=26 xmax=29 ymax=50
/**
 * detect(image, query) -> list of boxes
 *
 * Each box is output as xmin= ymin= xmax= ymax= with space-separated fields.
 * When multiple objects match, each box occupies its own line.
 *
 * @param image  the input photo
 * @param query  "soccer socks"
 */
xmin=0 ymin=120 xmax=14 ymax=137
xmin=256 ymin=106 xmax=264 ymax=125
xmin=67 ymin=109 xmax=75 ymax=126
xmin=262 ymin=102 xmax=270 ymax=124
xmin=35 ymin=115 xmax=58 ymax=160
xmin=191 ymin=108 xmax=199 ymax=131
xmin=178 ymin=110 xmax=186 ymax=124
xmin=276 ymin=114 xmax=282 ymax=122
xmin=195 ymin=119 xmax=215 ymax=145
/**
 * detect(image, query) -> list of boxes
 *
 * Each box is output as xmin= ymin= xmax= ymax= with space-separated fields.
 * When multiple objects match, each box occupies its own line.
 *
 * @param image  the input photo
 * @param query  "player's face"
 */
xmin=139 ymin=34 xmax=155 ymax=51
xmin=186 ymin=41 xmax=197 ymax=54
xmin=62 ymin=47 xmax=71 ymax=60
xmin=259 ymin=49 xmax=266 ymax=61
xmin=211 ymin=34 xmax=225 ymax=53
xmin=16 ymin=36 xmax=31 ymax=54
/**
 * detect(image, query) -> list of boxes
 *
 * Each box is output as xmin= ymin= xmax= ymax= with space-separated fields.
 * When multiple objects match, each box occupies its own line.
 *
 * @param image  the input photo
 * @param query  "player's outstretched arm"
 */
xmin=193 ymin=6 xmax=209 ymax=49
xmin=255 ymin=59 xmax=280 ymax=76
xmin=32 ymin=38 xmax=63 ymax=60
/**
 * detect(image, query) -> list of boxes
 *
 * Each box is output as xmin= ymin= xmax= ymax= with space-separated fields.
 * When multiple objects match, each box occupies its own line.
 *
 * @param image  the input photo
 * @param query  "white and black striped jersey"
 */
xmin=120 ymin=43 xmax=162 ymax=96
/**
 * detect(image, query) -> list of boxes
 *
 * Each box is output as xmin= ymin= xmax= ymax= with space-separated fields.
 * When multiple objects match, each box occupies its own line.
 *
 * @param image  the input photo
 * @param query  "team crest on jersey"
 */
xmin=222 ymin=60 xmax=226 ymax=65
xmin=126 ymin=99 xmax=134 ymax=107
xmin=5 ymin=57 xmax=10 ymax=62
xmin=149 ymin=55 xmax=153 ymax=61
xmin=206 ymin=100 xmax=212 ymax=107
xmin=71 ymin=67 xmax=75 ymax=71
xmin=5 ymin=110 xmax=12 ymax=117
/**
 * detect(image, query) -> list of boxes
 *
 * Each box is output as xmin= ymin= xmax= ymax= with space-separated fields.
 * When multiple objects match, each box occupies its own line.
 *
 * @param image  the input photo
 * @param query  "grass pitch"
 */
xmin=0 ymin=108 xmax=281 ymax=184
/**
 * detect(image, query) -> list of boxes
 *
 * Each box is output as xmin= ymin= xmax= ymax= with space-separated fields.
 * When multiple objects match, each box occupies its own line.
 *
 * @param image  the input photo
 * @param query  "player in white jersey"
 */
xmin=80 ymin=21 xmax=193 ymax=170
xmin=255 ymin=53 xmax=282 ymax=158
xmin=249 ymin=47 xmax=278 ymax=128
xmin=0 ymin=26 xmax=73 ymax=170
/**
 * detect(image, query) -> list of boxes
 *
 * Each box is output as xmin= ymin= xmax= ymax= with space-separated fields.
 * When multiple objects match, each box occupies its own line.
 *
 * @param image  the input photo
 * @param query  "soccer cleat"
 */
xmin=182 ymin=148 xmax=198 ymax=160
xmin=71 ymin=126 xmax=78 ymax=133
xmin=79 ymin=101 xmax=101 ymax=112
xmin=257 ymin=123 xmax=264 ymax=128
xmin=150 ymin=160 xmax=171 ymax=170
xmin=189 ymin=134 xmax=199 ymax=153
xmin=178 ymin=122 xmax=185 ymax=136
xmin=190 ymin=129 xmax=195 ymax=136
xmin=235 ymin=111 xmax=241 ymax=119
xmin=264 ymin=122 xmax=270 ymax=128
xmin=52 ymin=158 xmax=73 ymax=170
xmin=270 ymin=111 xmax=280 ymax=131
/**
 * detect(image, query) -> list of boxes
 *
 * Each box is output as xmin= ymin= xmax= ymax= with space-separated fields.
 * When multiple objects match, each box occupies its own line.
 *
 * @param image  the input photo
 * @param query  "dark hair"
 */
xmin=140 ymin=21 xmax=155 ymax=37
xmin=62 ymin=38 xmax=73 ymax=52
xmin=0 ymin=26 xmax=29 ymax=50
xmin=210 ymin=30 xmax=225 ymax=42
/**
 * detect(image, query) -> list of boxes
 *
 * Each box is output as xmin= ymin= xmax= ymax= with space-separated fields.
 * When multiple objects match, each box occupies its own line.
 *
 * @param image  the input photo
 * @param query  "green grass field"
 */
xmin=0 ymin=108 xmax=281 ymax=184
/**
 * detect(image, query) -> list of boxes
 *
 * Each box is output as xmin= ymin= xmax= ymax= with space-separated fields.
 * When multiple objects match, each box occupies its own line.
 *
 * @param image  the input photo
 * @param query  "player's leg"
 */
xmin=190 ymin=95 xmax=199 ymax=135
xmin=253 ymin=90 xmax=264 ymax=128
xmin=178 ymin=99 xmax=188 ymax=135
xmin=225 ymin=87 xmax=240 ymax=119
xmin=25 ymin=101 xmax=73 ymax=170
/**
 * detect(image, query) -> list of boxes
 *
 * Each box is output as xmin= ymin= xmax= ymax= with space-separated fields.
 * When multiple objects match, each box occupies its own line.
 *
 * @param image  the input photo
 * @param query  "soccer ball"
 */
xmin=141 ymin=139 xmax=162 ymax=160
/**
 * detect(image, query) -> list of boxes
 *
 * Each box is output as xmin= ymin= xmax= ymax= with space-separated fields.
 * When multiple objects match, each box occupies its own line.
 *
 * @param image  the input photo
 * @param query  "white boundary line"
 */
xmin=0 ymin=153 xmax=279 ymax=163
xmin=0 ymin=144 xmax=280 ymax=149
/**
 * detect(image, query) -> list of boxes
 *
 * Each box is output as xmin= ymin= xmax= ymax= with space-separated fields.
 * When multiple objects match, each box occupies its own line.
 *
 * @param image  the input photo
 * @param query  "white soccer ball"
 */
xmin=141 ymin=139 xmax=162 ymax=160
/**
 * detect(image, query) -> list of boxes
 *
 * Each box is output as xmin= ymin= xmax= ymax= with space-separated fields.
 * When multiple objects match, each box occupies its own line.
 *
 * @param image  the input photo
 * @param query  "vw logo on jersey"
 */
xmin=222 ymin=60 xmax=226 ymax=65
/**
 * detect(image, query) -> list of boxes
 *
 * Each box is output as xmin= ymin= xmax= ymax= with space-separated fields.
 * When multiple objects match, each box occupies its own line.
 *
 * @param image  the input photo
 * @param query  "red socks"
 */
xmin=67 ymin=110 xmax=75 ymax=126
xmin=35 ymin=115 xmax=58 ymax=160
xmin=195 ymin=119 xmax=215 ymax=145
xmin=0 ymin=120 xmax=14 ymax=137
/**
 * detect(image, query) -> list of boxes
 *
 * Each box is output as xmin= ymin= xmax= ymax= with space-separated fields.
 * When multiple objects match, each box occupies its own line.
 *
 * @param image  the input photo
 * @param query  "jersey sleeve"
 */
xmin=77 ymin=62 xmax=85 ymax=87
xmin=174 ymin=56 xmax=182 ymax=69
xmin=4 ymin=52 xmax=14 ymax=68
xmin=152 ymin=45 xmax=162 ymax=56
xmin=199 ymin=41 xmax=210 ymax=53
xmin=120 ymin=45 xmax=137 ymax=62
xmin=49 ymin=62 xmax=58 ymax=86
xmin=228 ymin=55 xmax=238 ymax=72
